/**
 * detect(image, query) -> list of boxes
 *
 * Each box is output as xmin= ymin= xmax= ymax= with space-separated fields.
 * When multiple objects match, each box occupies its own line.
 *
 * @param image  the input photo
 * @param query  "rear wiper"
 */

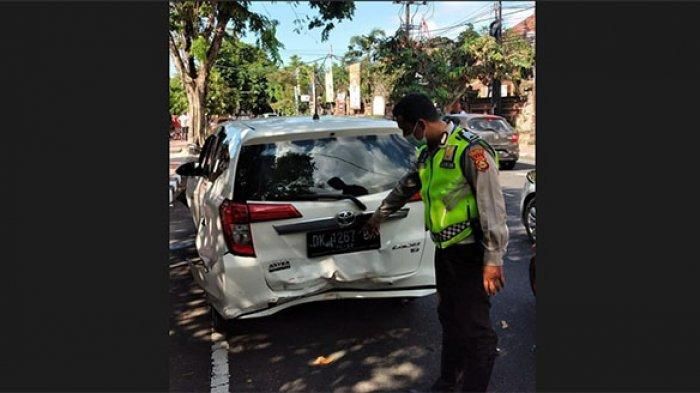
xmin=279 ymin=192 xmax=367 ymax=211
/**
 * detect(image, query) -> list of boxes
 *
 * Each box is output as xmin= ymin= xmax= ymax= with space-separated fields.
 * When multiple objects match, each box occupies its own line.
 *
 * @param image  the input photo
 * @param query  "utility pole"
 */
xmin=311 ymin=66 xmax=319 ymax=119
xmin=490 ymin=0 xmax=503 ymax=115
xmin=394 ymin=0 xmax=416 ymax=44
xmin=294 ymin=68 xmax=300 ymax=116
xmin=405 ymin=1 xmax=411 ymax=42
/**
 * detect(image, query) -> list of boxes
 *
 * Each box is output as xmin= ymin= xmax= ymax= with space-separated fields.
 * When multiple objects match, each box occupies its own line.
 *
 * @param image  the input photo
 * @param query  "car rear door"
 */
xmin=186 ymin=134 xmax=218 ymax=227
xmin=232 ymin=130 xmax=429 ymax=292
xmin=192 ymin=127 xmax=242 ymax=271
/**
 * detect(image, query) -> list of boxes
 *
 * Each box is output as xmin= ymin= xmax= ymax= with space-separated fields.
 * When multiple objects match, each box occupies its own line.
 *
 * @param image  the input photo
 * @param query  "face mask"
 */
xmin=405 ymin=121 xmax=427 ymax=148
xmin=406 ymin=134 xmax=426 ymax=148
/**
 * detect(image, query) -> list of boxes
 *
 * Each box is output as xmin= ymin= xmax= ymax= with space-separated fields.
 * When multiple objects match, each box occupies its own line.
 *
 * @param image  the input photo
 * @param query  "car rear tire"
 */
xmin=524 ymin=196 xmax=536 ymax=243
xmin=500 ymin=161 xmax=516 ymax=170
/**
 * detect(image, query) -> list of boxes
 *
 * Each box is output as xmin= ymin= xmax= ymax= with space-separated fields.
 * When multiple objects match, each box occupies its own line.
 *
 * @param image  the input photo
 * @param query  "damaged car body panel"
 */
xmin=182 ymin=117 xmax=437 ymax=320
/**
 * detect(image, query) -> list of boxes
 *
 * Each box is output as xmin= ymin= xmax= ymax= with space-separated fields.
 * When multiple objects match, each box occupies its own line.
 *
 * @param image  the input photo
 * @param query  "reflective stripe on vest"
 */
xmin=416 ymin=127 xmax=496 ymax=249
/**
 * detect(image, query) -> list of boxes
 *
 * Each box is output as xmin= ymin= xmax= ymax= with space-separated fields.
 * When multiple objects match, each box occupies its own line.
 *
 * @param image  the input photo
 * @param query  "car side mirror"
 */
xmin=176 ymin=161 xmax=203 ymax=177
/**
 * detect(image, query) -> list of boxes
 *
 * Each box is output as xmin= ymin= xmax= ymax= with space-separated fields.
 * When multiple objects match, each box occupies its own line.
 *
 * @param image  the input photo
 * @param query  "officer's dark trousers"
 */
xmin=434 ymin=243 xmax=498 ymax=392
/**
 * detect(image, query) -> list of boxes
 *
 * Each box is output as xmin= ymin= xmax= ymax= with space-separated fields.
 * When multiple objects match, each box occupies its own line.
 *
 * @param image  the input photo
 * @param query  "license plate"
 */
xmin=307 ymin=227 xmax=380 ymax=258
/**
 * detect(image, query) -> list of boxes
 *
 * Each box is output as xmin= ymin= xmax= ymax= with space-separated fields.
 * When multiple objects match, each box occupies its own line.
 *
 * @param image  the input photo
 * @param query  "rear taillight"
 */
xmin=220 ymin=200 xmax=254 ymax=256
xmin=408 ymin=192 xmax=422 ymax=202
xmin=510 ymin=133 xmax=519 ymax=143
xmin=219 ymin=200 xmax=302 ymax=257
xmin=248 ymin=203 xmax=302 ymax=222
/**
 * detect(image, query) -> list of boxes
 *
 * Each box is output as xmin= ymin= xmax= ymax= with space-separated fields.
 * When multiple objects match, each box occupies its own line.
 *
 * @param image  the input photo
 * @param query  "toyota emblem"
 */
xmin=336 ymin=211 xmax=356 ymax=228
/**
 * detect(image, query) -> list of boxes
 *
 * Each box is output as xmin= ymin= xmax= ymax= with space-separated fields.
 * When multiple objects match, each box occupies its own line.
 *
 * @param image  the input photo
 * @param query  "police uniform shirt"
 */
xmin=373 ymin=121 xmax=509 ymax=266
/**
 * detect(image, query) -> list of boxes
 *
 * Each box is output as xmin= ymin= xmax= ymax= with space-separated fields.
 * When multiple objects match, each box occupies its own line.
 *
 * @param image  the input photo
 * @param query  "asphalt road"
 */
xmin=169 ymin=160 xmax=536 ymax=393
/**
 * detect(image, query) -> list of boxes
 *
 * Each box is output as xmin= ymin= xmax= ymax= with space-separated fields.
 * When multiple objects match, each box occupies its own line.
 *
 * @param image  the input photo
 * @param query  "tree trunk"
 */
xmin=445 ymin=82 xmax=471 ymax=114
xmin=184 ymin=82 xmax=207 ymax=146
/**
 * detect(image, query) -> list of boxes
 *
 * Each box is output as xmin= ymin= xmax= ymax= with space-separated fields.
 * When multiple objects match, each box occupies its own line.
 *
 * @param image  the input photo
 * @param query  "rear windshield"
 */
xmin=467 ymin=117 xmax=513 ymax=133
xmin=234 ymin=134 xmax=414 ymax=201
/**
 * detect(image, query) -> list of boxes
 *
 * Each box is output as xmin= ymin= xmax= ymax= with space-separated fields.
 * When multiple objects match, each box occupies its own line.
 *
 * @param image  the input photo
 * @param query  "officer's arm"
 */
xmin=372 ymin=165 xmax=422 ymax=223
xmin=462 ymin=145 xmax=509 ymax=266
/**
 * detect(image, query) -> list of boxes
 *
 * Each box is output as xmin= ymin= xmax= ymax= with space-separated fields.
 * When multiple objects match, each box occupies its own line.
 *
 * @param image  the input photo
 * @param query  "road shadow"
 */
xmin=506 ymin=161 xmax=536 ymax=171
xmin=169 ymin=203 xmax=212 ymax=392
xmin=489 ymin=186 xmax=536 ymax=392
xmin=217 ymin=296 xmax=440 ymax=393
xmin=168 ymin=189 xmax=535 ymax=393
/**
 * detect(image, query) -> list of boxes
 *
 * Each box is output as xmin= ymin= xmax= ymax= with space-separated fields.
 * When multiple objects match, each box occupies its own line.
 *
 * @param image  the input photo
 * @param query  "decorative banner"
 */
xmin=336 ymin=92 xmax=346 ymax=115
xmin=325 ymin=67 xmax=334 ymax=103
xmin=348 ymin=62 xmax=361 ymax=110
xmin=372 ymin=96 xmax=385 ymax=116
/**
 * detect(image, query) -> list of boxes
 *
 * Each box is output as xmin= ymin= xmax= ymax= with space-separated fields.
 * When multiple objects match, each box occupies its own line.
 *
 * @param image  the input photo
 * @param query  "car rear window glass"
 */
xmin=467 ymin=117 xmax=513 ymax=133
xmin=234 ymin=134 xmax=414 ymax=201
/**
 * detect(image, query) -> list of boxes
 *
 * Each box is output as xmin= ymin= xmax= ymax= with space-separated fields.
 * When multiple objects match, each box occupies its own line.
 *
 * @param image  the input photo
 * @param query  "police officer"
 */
xmin=364 ymin=93 xmax=508 ymax=392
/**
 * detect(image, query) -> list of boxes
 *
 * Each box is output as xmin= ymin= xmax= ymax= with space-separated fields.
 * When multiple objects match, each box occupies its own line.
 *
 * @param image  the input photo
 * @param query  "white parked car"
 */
xmin=176 ymin=116 xmax=436 ymax=323
xmin=520 ymin=170 xmax=536 ymax=243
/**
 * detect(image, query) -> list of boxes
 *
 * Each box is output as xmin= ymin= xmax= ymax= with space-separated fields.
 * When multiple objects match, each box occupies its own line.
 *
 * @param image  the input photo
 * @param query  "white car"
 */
xmin=520 ymin=170 xmax=536 ymax=243
xmin=176 ymin=116 xmax=436 ymax=322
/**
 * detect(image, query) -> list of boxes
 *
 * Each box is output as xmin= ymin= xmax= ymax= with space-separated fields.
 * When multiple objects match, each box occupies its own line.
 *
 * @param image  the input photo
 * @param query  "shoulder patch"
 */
xmin=468 ymin=146 xmax=490 ymax=172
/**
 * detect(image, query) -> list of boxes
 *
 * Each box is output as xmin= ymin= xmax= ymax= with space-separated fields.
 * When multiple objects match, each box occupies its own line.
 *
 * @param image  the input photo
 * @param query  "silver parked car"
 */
xmin=443 ymin=113 xmax=520 ymax=170
xmin=520 ymin=170 xmax=536 ymax=243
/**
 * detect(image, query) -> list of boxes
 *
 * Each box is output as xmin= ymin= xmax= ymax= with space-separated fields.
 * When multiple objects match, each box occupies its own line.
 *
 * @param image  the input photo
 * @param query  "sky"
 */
xmin=169 ymin=1 xmax=534 ymax=75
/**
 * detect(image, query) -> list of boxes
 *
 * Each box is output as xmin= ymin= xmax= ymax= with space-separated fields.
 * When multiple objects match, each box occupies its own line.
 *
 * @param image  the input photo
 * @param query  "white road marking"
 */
xmin=210 ymin=331 xmax=230 ymax=393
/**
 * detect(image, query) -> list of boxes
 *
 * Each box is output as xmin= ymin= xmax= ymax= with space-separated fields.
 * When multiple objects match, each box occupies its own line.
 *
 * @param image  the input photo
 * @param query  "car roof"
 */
xmin=221 ymin=116 xmax=400 ymax=142
xmin=445 ymin=113 xmax=506 ymax=120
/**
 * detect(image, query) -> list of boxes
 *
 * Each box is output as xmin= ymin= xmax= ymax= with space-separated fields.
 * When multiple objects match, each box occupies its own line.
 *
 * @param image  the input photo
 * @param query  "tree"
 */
xmin=214 ymin=40 xmax=277 ymax=116
xmin=377 ymin=24 xmax=534 ymax=112
xmin=169 ymin=1 xmax=355 ymax=145
xmin=266 ymin=55 xmax=319 ymax=116
xmin=345 ymin=29 xmax=389 ymax=113
xmin=169 ymin=77 xmax=188 ymax=115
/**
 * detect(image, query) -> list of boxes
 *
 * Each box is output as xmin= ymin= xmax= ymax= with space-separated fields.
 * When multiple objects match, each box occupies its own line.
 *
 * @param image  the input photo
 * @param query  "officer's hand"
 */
xmin=361 ymin=214 xmax=381 ymax=239
xmin=483 ymin=265 xmax=505 ymax=296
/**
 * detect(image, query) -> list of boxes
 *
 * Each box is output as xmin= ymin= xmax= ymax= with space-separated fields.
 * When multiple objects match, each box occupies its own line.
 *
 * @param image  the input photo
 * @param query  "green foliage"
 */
xmin=341 ymin=28 xmax=395 ymax=111
xmin=292 ymin=1 xmax=356 ymax=41
xmin=170 ymin=1 xmax=355 ymax=142
xmin=215 ymin=39 xmax=276 ymax=115
xmin=206 ymin=69 xmax=234 ymax=116
xmin=332 ymin=62 xmax=349 ymax=93
xmin=169 ymin=77 xmax=188 ymax=115
xmin=264 ymin=55 xmax=317 ymax=116
xmin=376 ymin=24 xmax=534 ymax=110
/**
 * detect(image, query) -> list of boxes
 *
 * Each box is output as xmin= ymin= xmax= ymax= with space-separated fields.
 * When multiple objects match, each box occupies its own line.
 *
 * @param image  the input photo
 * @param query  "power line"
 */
xmin=426 ymin=3 xmax=493 ymax=34
xmin=459 ymin=8 xmax=534 ymax=28
xmin=433 ymin=6 xmax=533 ymax=35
